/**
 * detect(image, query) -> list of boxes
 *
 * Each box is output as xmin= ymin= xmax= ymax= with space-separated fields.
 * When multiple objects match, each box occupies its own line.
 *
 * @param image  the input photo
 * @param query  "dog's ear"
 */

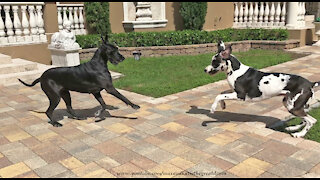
xmin=101 ymin=34 xmax=109 ymax=44
xmin=101 ymin=34 xmax=105 ymax=44
xmin=220 ymin=45 xmax=232 ymax=59
xmin=104 ymin=34 xmax=109 ymax=43
xmin=217 ymin=40 xmax=226 ymax=53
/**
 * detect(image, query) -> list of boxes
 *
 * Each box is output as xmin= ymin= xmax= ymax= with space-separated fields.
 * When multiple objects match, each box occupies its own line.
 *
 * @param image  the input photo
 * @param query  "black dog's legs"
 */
xmin=61 ymin=90 xmax=85 ymax=120
xmin=93 ymin=92 xmax=108 ymax=117
xmin=105 ymin=87 xmax=140 ymax=109
xmin=41 ymin=82 xmax=63 ymax=127
xmin=45 ymin=94 xmax=63 ymax=127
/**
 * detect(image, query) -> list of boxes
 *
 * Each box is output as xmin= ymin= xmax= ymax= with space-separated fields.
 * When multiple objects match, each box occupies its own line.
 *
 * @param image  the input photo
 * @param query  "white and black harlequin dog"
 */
xmin=204 ymin=41 xmax=320 ymax=138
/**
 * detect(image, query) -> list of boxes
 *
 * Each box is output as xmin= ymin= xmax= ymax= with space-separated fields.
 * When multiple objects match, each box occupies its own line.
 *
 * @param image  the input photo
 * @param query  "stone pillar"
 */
xmin=286 ymin=2 xmax=299 ymax=28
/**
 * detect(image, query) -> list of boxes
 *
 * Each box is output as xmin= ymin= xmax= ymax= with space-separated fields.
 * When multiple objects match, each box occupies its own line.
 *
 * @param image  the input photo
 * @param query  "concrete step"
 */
xmin=0 ymin=53 xmax=121 ymax=86
xmin=0 ymin=53 xmax=12 ymax=64
xmin=0 ymin=58 xmax=38 ymax=74
xmin=0 ymin=69 xmax=46 ymax=86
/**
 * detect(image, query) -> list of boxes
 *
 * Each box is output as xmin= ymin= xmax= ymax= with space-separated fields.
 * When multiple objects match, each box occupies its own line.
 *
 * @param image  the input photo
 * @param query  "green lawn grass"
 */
xmin=81 ymin=49 xmax=305 ymax=98
xmin=274 ymin=105 xmax=320 ymax=143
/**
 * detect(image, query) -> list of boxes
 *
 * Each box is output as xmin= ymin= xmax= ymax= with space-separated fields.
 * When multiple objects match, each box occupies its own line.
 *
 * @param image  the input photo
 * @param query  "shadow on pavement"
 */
xmin=186 ymin=105 xmax=283 ymax=129
xmin=31 ymin=105 xmax=137 ymax=123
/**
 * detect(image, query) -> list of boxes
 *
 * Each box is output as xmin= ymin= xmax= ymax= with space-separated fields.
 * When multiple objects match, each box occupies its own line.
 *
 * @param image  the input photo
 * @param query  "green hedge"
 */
xmin=84 ymin=2 xmax=111 ymax=36
xmin=180 ymin=2 xmax=208 ymax=30
xmin=76 ymin=28 xmax=288 ymax=49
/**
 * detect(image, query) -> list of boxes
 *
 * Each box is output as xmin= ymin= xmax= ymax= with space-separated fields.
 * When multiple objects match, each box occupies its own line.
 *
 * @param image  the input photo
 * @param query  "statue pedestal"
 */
xmin=48 ymin=46 xmax=82 ymax=66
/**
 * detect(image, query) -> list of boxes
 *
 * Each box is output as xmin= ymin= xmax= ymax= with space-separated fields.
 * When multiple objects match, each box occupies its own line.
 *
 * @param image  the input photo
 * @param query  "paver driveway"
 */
xmin=1 ymin=47 xmax=320 ymax=178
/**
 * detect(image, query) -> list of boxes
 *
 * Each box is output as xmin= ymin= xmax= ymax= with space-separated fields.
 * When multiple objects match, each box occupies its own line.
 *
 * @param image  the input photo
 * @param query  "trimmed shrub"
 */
xmin=76 ymin=28 xmax=289 ymax=49
xmin=179 ymin=2 xmax=208 ymax=30
xmin=84 ymin=2 xmax=111 ymax=37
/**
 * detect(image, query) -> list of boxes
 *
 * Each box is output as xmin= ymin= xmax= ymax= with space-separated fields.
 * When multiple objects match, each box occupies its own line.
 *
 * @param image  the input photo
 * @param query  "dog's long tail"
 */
xmin=18 ymin=78 xmax=40 ymax=87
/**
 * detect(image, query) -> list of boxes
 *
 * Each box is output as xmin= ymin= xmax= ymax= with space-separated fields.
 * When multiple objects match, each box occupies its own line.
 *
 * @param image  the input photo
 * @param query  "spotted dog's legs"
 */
xmin=211 ymin=92 xmax=238 ymax=113
xmin=291 ymin=114 xmax=317 ymax=138
xmin=282 ymin=90 xmax=317 ymax=138
xmin=219 ymin=89 xmax=234 ymax=110
xmin=285 ymin=121 xmax=306 ymax=132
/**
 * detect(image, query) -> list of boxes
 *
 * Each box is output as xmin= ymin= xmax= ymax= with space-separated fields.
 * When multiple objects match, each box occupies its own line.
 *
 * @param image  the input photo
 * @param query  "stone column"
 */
xmin=286 ymin=2 xmax=299 ymax=28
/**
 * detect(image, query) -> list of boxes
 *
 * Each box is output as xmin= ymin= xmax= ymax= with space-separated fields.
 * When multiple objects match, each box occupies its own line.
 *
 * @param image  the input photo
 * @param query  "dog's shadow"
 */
xmin=186 ymin=105 xmax=283 ymax=129
xmin=42 ymin=105 xmax=137 ymax=123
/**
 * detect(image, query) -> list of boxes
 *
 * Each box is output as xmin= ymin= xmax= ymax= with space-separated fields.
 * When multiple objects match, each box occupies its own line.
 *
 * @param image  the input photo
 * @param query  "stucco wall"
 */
xmin=109 ymin=2 xmax=234 ymax=33
xmin=109 ymin=2 xmax=125 ymax=33
xmin=203 ymin=2 xmax=234 ymax=31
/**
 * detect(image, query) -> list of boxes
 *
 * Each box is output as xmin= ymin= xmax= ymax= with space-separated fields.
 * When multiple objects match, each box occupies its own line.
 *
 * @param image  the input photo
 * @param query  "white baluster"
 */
xmin=253 ymin=2 xmax=259 ymax=27
xmin=63 ymin=7 xmax=68 ymax=30
xmin=21 ymin=5 xmax=31 ymax=42
xmin=280 ymin=2 xmax=286 ymax=27
xmin=68 ymin=7 xmax=74 ymax=33
xmin=0 ymin=5 xmax=8 ymax=44
xmin=301 ymin=2 xmax=306 ymax=27
xmin=248 ymin=2 xmax=254 ymax=27
xmin=258 ymin=2 xmax=264 ymax=27
xmin=4 ymin=6 xmax=15 ymax=43
xmin=57 ymin=7 xmax=63 ymax=31
xmin=239 ymin=2 xmax=244 ymax=27
xmin=12 ymin=5 xmax=23 ymax=42
xmin=29 ymin=5 xmax=39 ymax=42
xmin=275 ymin=2 xmax=281 ymax=27
xmin=269 ymin=2 xmax=275 ymax=27
xmin=263 ymin=2 xmax=270 ymax=27
xmin=79 ymin=7 xmax=85 ymax=34
xmin=74 ymin=7 xmax=80 ymax=35
xmin=244 ymin=2 xmax=249 ymax=27
xmin=297 ymin=2 xmax=301 ymax=27
xmin=233 ymin=2 xmax=239 ymax=28
xmin=36 ymin=5 xmax=46 ymax=42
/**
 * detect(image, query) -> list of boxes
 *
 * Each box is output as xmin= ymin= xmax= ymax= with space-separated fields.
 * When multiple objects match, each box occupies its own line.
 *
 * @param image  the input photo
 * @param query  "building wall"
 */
xmin=43 ymin=2 xmax=59 ymax=35
xmin=203 ymin=2 xmax=234 ymax=31
xmin=109 ymin=2 xmax=125 ymax=33
xmin=109 ymin=2 xmax=234 ymax=33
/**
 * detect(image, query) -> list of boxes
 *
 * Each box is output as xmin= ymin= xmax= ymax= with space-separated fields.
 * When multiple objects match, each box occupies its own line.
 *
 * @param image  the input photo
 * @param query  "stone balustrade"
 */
xmin=233 ymin=2 xmax=306 ymax=29
xmin=0 ymin=2 xmax=47 ymax=46
xmin=56 ymin=2 xmax=86 ymax=35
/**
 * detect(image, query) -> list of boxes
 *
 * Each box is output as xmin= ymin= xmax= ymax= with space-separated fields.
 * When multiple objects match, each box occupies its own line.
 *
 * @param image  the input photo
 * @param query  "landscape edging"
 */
xmin=79 ymin=40 xmax=300 ymax=61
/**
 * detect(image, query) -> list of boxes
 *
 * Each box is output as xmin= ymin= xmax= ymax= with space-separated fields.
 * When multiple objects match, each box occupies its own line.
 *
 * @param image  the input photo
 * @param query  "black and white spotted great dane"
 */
xmin=204 ymin=41 xmax=320 ymax=138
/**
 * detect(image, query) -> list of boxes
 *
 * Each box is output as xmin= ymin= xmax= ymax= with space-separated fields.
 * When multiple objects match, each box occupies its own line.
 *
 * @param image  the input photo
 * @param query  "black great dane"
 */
xmin=18 ymin=34 xmax=140 ymax=127
xmin=204 ymin=41 xmax=320 ymax=138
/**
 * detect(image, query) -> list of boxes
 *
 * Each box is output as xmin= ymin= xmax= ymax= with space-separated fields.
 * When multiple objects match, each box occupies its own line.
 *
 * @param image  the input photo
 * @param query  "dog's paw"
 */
xmin=94 ymin=109 xmax=102 ymax=117
xmin=285 ymin=126 xmax=301 ymax=132
xmin=290 ymin=132 xmax=305 ymax=138
xmin=210 ymin=104 xmax=217 ymax=114
xmin=131 ymin=104 xmax=140 ymax=110
xmin=49 ymin=121 xmax=63 ymax=127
